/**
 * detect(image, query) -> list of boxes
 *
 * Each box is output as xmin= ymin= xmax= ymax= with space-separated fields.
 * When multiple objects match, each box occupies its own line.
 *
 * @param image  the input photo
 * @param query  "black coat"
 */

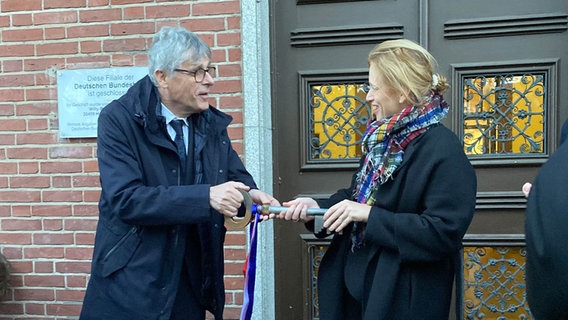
xmin=80 ymin=76 xmax=257 ymax=320
xmin=316 ymin=124 xmax=477 ymax=320
xmin=525 ymin=140 xmax=568 ymax=319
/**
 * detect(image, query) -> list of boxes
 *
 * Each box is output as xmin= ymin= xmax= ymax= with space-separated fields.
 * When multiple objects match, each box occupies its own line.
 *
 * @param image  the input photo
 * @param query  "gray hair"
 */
xmin=147 ymin=27 xmax=212 ymax=86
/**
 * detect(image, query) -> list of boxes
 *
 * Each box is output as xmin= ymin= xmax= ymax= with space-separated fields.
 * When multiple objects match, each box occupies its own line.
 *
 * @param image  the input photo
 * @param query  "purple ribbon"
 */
xmin=240 ymin=210 xmax=260 ymax=320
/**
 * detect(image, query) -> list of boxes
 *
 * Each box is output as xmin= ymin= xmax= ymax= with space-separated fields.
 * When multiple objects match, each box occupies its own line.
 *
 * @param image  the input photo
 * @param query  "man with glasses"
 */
xmin=80 ymin=27 xmax=278 ymax=320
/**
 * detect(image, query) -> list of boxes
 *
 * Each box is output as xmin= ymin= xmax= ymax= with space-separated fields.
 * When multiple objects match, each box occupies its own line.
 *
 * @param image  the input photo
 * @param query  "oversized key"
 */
xmin=225 ymin=190 xmax=328 ymax=229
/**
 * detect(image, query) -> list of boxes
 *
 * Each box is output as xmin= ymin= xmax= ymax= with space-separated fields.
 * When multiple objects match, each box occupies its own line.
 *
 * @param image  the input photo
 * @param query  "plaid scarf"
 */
xmin=354 ymin=94 xmax=449 ymax=206
xmin=349 ymin=94 xmax=448 ymax=250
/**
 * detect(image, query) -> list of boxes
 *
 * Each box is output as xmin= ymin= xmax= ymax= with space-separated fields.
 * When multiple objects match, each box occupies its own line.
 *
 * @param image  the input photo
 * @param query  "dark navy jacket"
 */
xmin=525 ymin=132 xmax=568 ymax=319
xmin=315 ymin=125 xmax=477 ymax=320
xmin=80 ymin=76 xmax=256 ymax=320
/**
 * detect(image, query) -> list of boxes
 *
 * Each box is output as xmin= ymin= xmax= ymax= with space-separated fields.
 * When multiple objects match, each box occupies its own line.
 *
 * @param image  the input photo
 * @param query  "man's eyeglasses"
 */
xmin=174 ymin=67 xmax=216 ymax=83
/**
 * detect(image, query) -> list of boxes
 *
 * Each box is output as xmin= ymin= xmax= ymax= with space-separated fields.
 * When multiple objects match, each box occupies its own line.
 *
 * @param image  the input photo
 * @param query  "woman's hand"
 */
xmin=323 ymin=200 xmax=371 ymax=232
xmin=280 ymin=197 xmax=317 ymax=223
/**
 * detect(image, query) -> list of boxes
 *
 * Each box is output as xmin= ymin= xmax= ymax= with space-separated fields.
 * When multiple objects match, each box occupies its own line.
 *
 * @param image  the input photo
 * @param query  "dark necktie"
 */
xmin=170 ymin=119 xmax=187 ymax=175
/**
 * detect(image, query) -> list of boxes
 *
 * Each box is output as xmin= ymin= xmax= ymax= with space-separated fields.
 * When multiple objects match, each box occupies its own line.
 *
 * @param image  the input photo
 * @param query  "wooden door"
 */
xmin=270 ymin=0 xmax=568 ymax=319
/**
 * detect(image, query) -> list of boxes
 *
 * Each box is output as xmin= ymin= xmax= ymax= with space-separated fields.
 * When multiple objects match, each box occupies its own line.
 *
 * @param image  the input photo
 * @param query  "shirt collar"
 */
xmin=161 ymin=103 xmax=188 ymax=125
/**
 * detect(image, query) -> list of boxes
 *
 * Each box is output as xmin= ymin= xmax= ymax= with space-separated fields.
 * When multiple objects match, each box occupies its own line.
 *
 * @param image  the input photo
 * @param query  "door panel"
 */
xmin=271 ymin=0 xmax=568 ymax=319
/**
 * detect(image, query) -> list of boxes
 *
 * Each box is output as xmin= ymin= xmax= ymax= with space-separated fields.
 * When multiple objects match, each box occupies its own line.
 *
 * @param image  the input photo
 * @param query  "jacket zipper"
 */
xmin=103 ymin=226 xmax=138 ymax=261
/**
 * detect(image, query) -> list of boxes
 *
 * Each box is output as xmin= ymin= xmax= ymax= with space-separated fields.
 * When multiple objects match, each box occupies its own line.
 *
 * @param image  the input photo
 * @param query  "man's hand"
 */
xmin=248 ymin=189 xmax=280 ymax=221
xmin=210 ymin=181 xmax=250 ymax=217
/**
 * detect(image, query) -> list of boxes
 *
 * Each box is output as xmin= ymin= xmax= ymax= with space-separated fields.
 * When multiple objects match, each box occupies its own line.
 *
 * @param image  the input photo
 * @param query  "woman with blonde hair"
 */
xmin=282 ymin=39 xmax=477 ymax=319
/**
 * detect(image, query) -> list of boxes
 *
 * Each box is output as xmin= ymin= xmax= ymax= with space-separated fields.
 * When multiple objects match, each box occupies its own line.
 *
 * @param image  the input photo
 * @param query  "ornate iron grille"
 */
xmin=309 ymin=83 xmax=371 ymax=162
xmin=462 ymin=73 xmax=545 ymax=156
xmin=463 ymin=246 xmax=533 ymax=319
xmin=309 ymin=244 xmax=327 ymax=319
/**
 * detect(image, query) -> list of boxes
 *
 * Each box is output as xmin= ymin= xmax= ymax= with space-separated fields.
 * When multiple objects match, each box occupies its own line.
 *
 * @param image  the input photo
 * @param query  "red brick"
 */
xmin=44 ymin=0 xmax=86 ymax=9
xmin=11 ymin=14 xmax=33 ymax=26
xmin=64 ymin=218 xmax=97 ymax=232
xmin=0 ymin=74 xmax=35 ymax=87
xmin=65 ymin=247 xmax=93 ymax=260
xmin=51 ymin=176 xmax=72 ymax=188
xmin=50 ymin=146 xmax=93 ymax=159
xmin=111 ymin=54 xmax=134 ymax=66
xmin=0 ymin=89 xmax=24 ymax=102
xmin=0 ymin=191 xmax=40 ymax=202
xmin=227 ymin=16 xmax=241 ymax=30
xmin=26 ymin=89 xmax=52 ymax=101
xmin=0 ymin=44 xmax=34 ymax=57
xmin=0 ymin=134 xmax=16 ymax=146
xmin=66 ymin=55 xmax=110 ymax=66
xmin=0 ymin=233 xmax=32 ymax=245
xmin=0 ymin=303 xmax=24 ymax=315
xmin=110 ymin=22 xmax=155 ymax=36
xmin=146 ymin=4 xmax=190 ymax=18
xmin=2 ymin=0 xmax=42 ymax=12
xmin=224 ymin=248 xmax=246 ymax=260
xmin=28 ymin=119 xmax=48 ymax=131
xmin=55 ymin=261 xmax=91 ymax=273
xmin=0 ymin=119 xmax=26 ymax=131
xmin=55 ymin=289 xmax=86 ymax=302
xmin=11 ymin=205 xmax=31 ymax=217
xmin=73 ymin=204 xmax=99 ymax=217
xmin=80 ymin=41 xmax=101 ymax=53
xmin=218 ymin=32 xmax=241 ymax=47
xmin=2 ymin=60 xmax=23 ymax=72
xmin=17 ymin=133 xmax=57 ymax=145
xmin=43 ymin=190 xmax=83 ymax=202
xmin=19 ymin=162 xmax=39 ymax=174
xmin=1 ymin=218 xmax=41 ymax=231
xmin=15 ymin=103 xmax=55 ymax=116
xmin=37 ymin=42 xmax=78 ymax=56
xmin=228 ymin=48 xmax=241 ymax=62
xmin=10 ymin=176 xmax=50 ymax=188
xmin=40 ymin=162 xmax=82 ymax=174
xmin=43 ymin=219 xmax=63 ymax=231
xmin=223 ymin=276 xmax=244 ymax=290
xmin=24 ymin=247 xmax=65 ymax=259
xmin=123 ymin=7 xmax=144 ymax=20
xmin=0 ymin=104 xmax=15 ymax=116
xmin=2 ymin=29 xmax=44 ymax=42
xmin=193 ymin=1 xmax=240 ymax=16
xmin=44 ymin=27 xmax=66 ymax=40
xmin=83 ymin=190 xmax=101 ymax=202
xmin=83 ymin=160 xmax=99 ymax=173
xmin=102 ymin=38 xmax=147 ymax=52
xmin=89 ymin=0 xmax=109 ymax=6
xmin=23 ymin=303 xmax=45 ymax=315
xmin=14 ymin=288 xmax=55 ymax=301
xmin=33 ymin=233 xmax=74 ymax=245
xmin=182 ymin=17 xmax=225 ymax=32
xmin=212 ymin=80 xmax=242 ymax=94
xmin=32 ymin=205 xmax=72 ymax=217
xmin=67 ymin=25 xmax=109 ymax=38
xmin=72 ymin=176 xmax=100 ymax=188
xmin=24 ymin=58 xmax=65 ymax=71
xmin=47 ymin=303 xmax=83 ymax=316
xmin=35 ymin=262 xmax=55 ymax=274
xmin=7 ymin=148 xmax=48 ymax=160
xmin=79 ymin=8 xmax=121 ymax=22
xmin=66 ymin=275 xmax=87 ymax=288
xmin=75 ymin=232 xmax=95 ymax=245
xmin=111 ymin=0 xmax=152 ymax=4
xmin=0 ymin=16 xmax=9 ymax=27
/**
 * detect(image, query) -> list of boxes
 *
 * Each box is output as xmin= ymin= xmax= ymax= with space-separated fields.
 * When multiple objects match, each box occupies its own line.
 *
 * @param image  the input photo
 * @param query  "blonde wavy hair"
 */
xmin=368 ymin=39 xmax=449 ymax=106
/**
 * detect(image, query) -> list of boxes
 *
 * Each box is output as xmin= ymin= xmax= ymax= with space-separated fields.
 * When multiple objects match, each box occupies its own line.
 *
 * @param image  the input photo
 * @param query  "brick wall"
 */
xmin=0 ymin=0 xmax=247 ymax=318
